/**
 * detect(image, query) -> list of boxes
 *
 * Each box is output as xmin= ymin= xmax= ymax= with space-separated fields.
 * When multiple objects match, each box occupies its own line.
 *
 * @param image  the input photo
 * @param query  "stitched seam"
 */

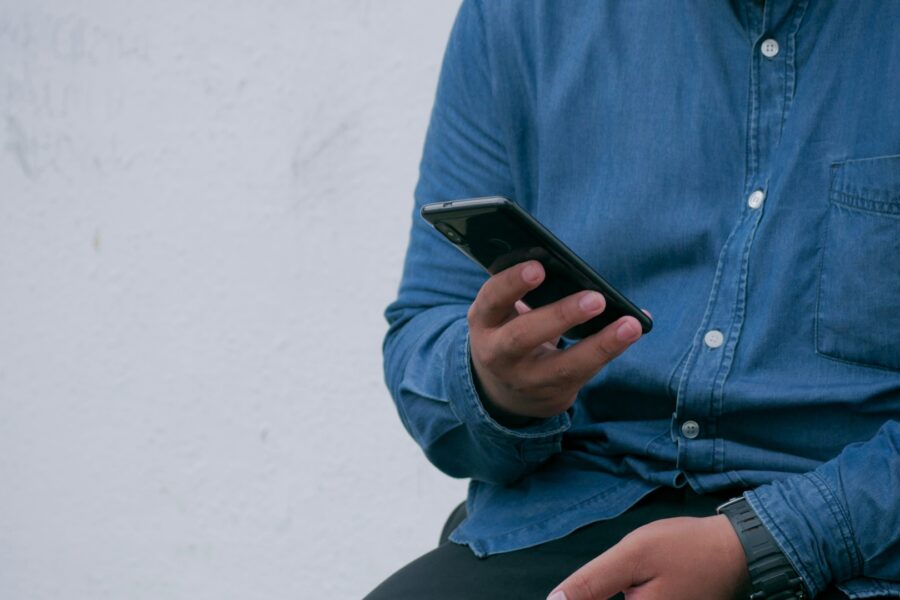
xmin=813 ymin=199 xmax=829 ymax=364
xmin=748 ymin=491 xmax=823 ymax=596
xmin=779 ymin=0 xmax=809 ymax=138
xmin=808 ymin=472 xmax=864 ymax=579
xmin=829 ymin=191 xmax=900 ymax=216
xmin=814 ymin=347 xmax=900 ymax=374
xmin=673 ymin=216 xmax=744 ymax=421
xmin=709 ymin=207 xmax=765 ymax=470
xmin=665 ymin=343 xmax=694 ymax=402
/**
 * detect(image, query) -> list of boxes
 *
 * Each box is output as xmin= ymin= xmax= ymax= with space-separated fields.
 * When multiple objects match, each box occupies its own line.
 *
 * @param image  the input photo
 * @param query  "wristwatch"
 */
xmin=717 ymin=497 xmax=806 ymax=600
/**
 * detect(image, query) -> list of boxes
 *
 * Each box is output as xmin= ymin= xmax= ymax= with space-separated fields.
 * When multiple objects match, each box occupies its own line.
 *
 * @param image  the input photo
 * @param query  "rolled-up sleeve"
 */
xmin=745 ymin=420 xmax=900 ymax=597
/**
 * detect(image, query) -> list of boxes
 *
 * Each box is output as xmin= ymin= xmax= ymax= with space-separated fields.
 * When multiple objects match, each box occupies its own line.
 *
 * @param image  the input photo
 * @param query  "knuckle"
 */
xmin=469 ymin=334 xmax=495 ymax=367
xmin=466 ymin=302 xmax=478 ymax=325
xmin=498 ymin=266 xmax=520 ymax=288
xmin=568 ymin=571 xmax=595 ymax=599
xmin=475 ymin=343 xmax=499 ymax=369
xmin=501 ymin=324 xmax=528 ymax=353
xmin=516 ymin=368 xmax=544 ymax=394
xmin=477 ymin=284 xmax=499 ymax=310
xmin=551 ymin=361 xmax=575 ymax=383
xmin=554 ymin=297 xmax=580 ymax=325
xmin=593 ymin=338 xmax=621 ymax=363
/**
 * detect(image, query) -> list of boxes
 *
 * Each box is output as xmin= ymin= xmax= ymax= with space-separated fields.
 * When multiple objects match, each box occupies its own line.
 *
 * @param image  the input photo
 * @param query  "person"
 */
xmin=367 ymin=2 xmax=900 ymax=599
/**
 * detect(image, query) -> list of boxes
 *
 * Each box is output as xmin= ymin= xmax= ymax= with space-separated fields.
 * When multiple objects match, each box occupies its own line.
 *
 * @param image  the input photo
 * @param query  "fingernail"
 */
xmin=522 ymin=263 xmax=542 ymax=283
xmin=579 ymin=292 xmax=604 ymax=312
xmin=616 ymin=319 xmax=641 ymax=342
xmin=547 ymin=591 xmax=567 ymax=600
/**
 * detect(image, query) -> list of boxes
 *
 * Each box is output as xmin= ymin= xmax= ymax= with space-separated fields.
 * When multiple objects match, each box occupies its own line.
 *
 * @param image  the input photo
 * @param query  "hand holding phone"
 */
xmin=466 ymin=259 xmax=644 ymax=424
xmin=421 ymin=197 xmax=649 ymax=422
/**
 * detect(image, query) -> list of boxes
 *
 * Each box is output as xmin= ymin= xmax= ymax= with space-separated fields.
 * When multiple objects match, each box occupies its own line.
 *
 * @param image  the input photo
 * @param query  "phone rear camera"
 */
xmin=436 ymin=223 xmax=464 ymax=244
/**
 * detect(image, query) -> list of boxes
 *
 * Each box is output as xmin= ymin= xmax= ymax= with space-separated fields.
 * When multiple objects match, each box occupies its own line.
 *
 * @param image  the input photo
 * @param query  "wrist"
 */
xmin=707 ymin=514 xmax=752 ymax=598
xmin=471 ymin=363 xmax=540 ymax=428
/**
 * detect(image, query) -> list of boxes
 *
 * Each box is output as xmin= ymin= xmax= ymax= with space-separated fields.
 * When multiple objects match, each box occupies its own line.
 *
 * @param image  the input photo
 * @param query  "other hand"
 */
xmin=548 ymin=515 xmax=750 ymax=600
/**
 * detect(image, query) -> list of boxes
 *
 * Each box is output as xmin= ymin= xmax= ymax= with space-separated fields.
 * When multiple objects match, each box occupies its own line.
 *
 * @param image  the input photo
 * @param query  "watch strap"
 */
xmin=717 ymin=497 xmax=806 ymax=600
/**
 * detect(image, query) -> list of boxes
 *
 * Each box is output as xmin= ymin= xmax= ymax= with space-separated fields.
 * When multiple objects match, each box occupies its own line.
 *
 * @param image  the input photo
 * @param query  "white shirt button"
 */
xmin=704 ymin=329 xmax=724 ymax=349
xmin=761 ymin=38 xmax=780 ymax=58
xmin=681 ymin=420 xmax=701 ymax=439
xmin=748 ymin=190 xmax=766 ymax=209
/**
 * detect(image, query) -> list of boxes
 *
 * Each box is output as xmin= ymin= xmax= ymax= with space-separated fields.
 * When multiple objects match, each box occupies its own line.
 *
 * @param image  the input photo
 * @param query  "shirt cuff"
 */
xmin=745 ymin=472 xmax=863 ymax=598
xmin=445 ymin=326 xmax=571 ymax=452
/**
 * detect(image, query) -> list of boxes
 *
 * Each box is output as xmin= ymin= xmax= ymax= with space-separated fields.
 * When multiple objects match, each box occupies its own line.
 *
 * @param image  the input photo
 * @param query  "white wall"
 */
xmin=0 ymin=2 xmax=466 ymax=598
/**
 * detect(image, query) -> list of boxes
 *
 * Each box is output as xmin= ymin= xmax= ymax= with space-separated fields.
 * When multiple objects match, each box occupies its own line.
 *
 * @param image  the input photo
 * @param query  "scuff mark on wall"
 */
xmin=290 ymin=114 xmax=359 ymax=179
xmin=4 ymin=115 xmax=35 ymax=179
xmin=0 ymin=9 xmax=151 ymax=65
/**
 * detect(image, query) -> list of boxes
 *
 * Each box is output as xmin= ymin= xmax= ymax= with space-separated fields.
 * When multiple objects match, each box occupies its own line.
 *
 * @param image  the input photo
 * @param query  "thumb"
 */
xmin=548 ymin=543 xmax=637 ymax=600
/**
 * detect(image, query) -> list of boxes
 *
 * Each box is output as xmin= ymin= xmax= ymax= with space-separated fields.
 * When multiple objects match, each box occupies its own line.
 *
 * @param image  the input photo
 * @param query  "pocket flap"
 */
xmin=830 ymin=154 xmax=900 ymax=213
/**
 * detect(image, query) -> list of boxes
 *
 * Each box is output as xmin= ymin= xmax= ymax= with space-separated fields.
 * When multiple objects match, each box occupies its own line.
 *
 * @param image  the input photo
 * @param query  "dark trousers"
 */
xmin=365 ymin=487 xmax=855 ymax=600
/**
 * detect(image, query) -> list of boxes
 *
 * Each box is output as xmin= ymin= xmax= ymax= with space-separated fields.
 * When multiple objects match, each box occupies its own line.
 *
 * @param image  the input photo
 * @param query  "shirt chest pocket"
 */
xmin=816 ymin=155 xmax=900 ymax=371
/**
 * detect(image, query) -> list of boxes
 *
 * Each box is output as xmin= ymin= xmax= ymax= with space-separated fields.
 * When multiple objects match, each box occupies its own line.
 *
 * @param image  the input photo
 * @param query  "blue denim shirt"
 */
xmin=383 ymin=2 xmax=900 ymax=597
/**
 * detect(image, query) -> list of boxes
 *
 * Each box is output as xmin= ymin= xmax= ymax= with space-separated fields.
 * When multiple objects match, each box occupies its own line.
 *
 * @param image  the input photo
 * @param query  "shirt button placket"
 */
xmin=681 ymin=420 xmax=701 ymax=439
xmin=704 ymin=329 xmax=724 ymax=349
xmin=748 ymin=190 xmax=766 ymax=209
xmin=761 ymin=38 xmax=780 ymax=58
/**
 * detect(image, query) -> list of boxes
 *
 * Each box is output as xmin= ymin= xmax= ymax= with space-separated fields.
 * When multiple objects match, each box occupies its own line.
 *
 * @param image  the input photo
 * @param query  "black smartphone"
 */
xmin=421 ymin=196 xmax=652 ymax=339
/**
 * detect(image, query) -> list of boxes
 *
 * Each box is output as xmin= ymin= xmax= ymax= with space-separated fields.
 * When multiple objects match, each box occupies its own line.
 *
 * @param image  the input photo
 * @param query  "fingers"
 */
xmin=469 ymin=261 xmax=545 ymax=328
xmin=541 ymin=316 xmax=642 ymax=385
xmin=549 ymin=542 xmax=637 ymax=600
xmin=494 ymin=290 xmax=607 ymax=357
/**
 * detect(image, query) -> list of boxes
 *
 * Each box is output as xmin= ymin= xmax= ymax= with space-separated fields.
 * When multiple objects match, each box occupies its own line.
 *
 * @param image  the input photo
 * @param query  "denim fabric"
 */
xmin=383 ymin=2 xmax=900 ymax=598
